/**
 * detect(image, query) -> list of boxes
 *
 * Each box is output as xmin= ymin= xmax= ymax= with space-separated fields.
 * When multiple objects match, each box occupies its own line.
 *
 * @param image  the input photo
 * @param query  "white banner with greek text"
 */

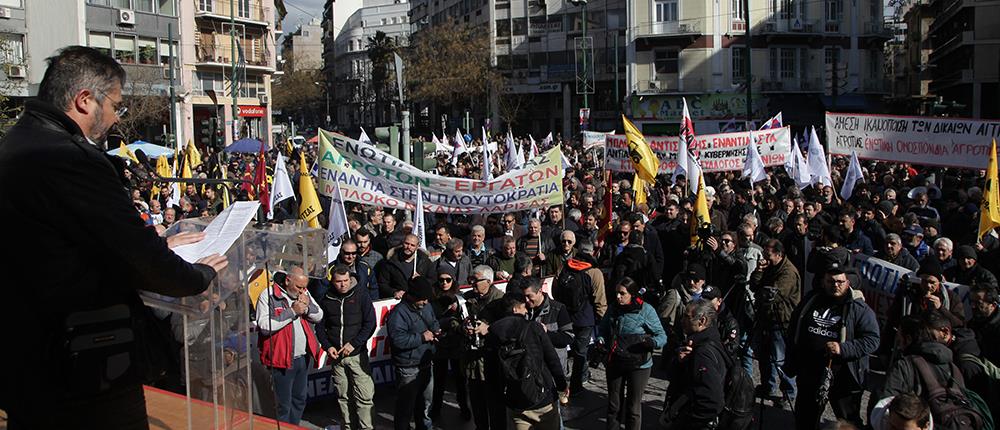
xmin=603 ymin=127 xmax=792 ymax=174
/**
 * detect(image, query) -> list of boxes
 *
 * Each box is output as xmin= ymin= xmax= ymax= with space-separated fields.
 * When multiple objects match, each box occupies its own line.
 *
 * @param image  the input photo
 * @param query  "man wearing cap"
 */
xmin=386 ymin=277 xmax=441 ymax=430
xmin=944 ymin=245 xmax=999 ymax=290
xmin=659 ymin=263 xmax=708 ymax=334
xmin=886 ymin=261 xmax=966 ymax=342
xmin=631 ymin=213 xmax=665 ymax=286
xmin=462 ymin=265 xmax=508 ymax=429
xmin=701 ymin=284 xmax=741 ymax=355
xmin=877 ymin=234 xmax=920 ymax=272
xmin=902 ymin=225 xmax=930 ymax=262
xmin=785 ymin=266 xmax=880 ymax=430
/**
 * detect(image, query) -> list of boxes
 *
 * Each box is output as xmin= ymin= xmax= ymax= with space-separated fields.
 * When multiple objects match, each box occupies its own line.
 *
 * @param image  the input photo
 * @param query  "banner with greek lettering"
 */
xmin=825 ymin=112 xmax=1000 ymax=170
xmin=316 ymin=130 xmax=564 ymax=214
xmin=582 ymin=130 xmax=613 ymax=149
xmin=604 ymin=127 xmax=791 ymax=174
xmin=853 ymin=254 xmax=972 ymax=326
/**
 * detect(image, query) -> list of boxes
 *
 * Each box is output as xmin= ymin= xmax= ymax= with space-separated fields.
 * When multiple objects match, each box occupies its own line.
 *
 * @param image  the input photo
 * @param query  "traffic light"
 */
xmin=414 ymin=139 xmax=437 ymax=171
xmin=200 ymin=119 xmax=212 ymax=146
xmin=374 ymin=126 xmax=399 ymax=158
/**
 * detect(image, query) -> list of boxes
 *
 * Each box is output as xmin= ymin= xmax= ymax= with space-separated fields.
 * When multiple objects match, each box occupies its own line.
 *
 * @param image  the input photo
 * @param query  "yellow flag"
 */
xmin=156 ymin=155 xmax=171 ymax=177
xmin=632 ymin=173 xmax=647 ymax=206
xmin=623 ymin=115 xmax=659 ymax=183
xmin=298 ymin=156 xmax=322 ymax=228
xmin=186 ymin=140 xmax=202 ymax=169
xmin=247 ymin=268 xmax=270 ymax=309
xmin=979 ymin=139 xmax=1000 ymax=238
xmin=119 ymin=142 xmax=139 ymax=164
xmin=180 ymin=153 xmax=192 ymax=179
xmin=220 ymin=164 xmax=230 ymax=209
xmin=690 ymin=172 xmax=711 ymax=246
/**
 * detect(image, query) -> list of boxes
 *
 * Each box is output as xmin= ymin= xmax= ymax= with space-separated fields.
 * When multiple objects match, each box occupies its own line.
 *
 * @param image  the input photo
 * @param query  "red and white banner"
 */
xmin=604 ymin=127 xmax=792 ymax=174
xmin=825 ymin=112 xmax=1000 ymax=170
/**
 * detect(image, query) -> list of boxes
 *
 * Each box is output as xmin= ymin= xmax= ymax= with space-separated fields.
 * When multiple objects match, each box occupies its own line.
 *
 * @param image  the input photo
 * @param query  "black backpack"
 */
xmin=498 ymin=321 xmax=553 ymax=410
xmin=707 ymin=341 xmax=755 ymax=430
xmin=911 ymin=356 xmax=990 ymax=430
xmin=555 ymin=265 xmax=592 ymax=316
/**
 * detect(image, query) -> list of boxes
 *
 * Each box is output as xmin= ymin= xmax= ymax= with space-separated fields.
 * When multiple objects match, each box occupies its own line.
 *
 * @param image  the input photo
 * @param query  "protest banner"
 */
xmin=306 ymin=278 xmax=554 ymax=399
xmin=316 ymin=130 xmax=564 ymax=214
xmin=853 ymin=254 xmax=971 ymax=327
xmin=582 ymin=130 xmax=613 ymax=150
xmin=825 ymin=112 xmax=1000 ymax=170
xmin=604 ymin=127 xmax=791 ymax=174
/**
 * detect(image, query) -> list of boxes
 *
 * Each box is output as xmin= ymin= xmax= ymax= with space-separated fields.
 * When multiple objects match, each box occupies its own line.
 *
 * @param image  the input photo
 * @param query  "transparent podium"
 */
xmin=142 ymin=217 xmax=326 ymax=429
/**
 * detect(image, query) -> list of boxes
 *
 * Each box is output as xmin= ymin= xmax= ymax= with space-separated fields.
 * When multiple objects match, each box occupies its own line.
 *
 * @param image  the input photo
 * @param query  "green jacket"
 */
xmin=750 ymin=256 xmax=801 ymax=329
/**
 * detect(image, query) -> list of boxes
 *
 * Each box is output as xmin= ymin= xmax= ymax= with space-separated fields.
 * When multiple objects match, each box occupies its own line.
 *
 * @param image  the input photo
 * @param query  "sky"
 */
xmin=280 ymin=0 xmax=325 ymax=40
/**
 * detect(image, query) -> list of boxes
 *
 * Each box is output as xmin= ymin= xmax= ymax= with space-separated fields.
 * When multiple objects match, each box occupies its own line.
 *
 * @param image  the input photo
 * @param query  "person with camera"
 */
xmin=315 ymin=265 xmax=377 ymax=430
xmin=885 ymin=261 xmax=965 ymax=340
xmin=660 ymin=300 xmax=727 ymax=430
xmin=943 ymin=245 xmax=999 ymax=290
xmin=784 ymin=265 xmax=880 ymax=430
xmin=596 ymin=277 xmax=667 ymax=430
xmin=429 ymin=271 xmax=472 ymax=421
xmin=521 ymin=277 xmax=574 ymax=372
xmin=658 ymin=264 xmax=708 ymax=341
xmin=387 ymin=277 xmax=441 ymax=430
xmin=256 ymin=267 xmax=325 ymax=425
xmin=969 ymin=285 xmax=1000 ymax=364
xmin=461 ymin=265 xmax=508 ymax=430
xmin=749 ymin=239 xmax=801 ymax=403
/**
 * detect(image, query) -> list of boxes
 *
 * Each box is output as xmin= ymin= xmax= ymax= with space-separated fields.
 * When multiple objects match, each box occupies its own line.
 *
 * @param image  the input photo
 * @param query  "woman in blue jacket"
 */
xmin=598 ymin=277 xmax=668 ymax=430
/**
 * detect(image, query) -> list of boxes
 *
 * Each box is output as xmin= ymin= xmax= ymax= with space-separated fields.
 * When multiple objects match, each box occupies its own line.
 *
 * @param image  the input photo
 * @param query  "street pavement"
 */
xmin=300 ymin=351 xmax=860 ymax=430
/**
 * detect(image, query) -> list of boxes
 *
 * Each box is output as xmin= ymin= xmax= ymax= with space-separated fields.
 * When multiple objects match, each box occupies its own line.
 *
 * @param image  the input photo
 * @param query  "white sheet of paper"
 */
xmin=172 ymin=201 xmax=260 ymax=263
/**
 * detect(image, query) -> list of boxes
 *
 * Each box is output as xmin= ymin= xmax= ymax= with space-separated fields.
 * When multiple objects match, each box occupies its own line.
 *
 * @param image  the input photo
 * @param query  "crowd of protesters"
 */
xmin=125 ymin=125 xmax=1000 ymax=430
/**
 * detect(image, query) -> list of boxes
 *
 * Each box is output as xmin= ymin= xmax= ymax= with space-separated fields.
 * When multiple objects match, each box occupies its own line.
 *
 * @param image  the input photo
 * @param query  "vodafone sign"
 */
xmin=239 ymin=105 xmax=266 ymax=117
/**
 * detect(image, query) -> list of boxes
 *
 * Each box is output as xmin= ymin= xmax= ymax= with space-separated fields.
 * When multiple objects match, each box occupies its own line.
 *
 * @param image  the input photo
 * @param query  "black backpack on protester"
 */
xmin=911 ymin=356 xmax=992 ymax=430
xmin=497 ymin=320 xmax=553 ymax=410
xmin=554 ymin=263 xmax=592 ymax=316
xmin=662 ymin=340 xmax=754 ymax=430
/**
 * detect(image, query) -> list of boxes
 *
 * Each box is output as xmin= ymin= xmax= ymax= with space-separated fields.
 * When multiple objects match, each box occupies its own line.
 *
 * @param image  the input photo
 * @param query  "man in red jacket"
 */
xmin=255 ymin=266 xmax=325 ymax=424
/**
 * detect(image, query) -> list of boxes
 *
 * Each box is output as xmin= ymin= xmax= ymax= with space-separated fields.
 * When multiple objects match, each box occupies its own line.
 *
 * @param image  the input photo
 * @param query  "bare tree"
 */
xmin=497 ymin=92 xmax=533 ymax=130
xmin=116 ymin=66 xmax=170 ymax=143
xmin=0 ymin=35 xmax=27 ymax=138
xmin=404 ymin=20 xmax=503 ymax=106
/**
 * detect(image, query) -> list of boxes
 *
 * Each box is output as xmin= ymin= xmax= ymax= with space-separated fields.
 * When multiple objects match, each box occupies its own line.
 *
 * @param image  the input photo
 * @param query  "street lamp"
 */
xmin=569 ymin=0 xmax=589 ymax=110
xmin=314 ymin=81 xmax=331 ymax=127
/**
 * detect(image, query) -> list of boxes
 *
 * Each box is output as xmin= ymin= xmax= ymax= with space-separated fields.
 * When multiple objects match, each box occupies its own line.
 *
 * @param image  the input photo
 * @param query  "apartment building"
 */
xmin=627 ymin=0 xmax=892 ymax=133
xmin=180 ymin=0 xmax=279 ymax=149
xmin=329 ymin=0 xmax=410 ymax=128
xmin=281 ymin=17 xmax=323 ymax=70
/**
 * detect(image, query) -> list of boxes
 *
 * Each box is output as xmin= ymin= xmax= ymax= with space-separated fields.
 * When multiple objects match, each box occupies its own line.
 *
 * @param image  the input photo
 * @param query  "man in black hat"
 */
xmin=944 ymin=245 xmax=998 ymax=290
xmin=659 ymin=263 xmax=708 ymax=333
xmin=386 ymin=277 xmax=441 ymax=430
xmin=701 ymin=285 xmax=741 ymax=356
xmin=785 ymin=265 xmax=880 ymax=430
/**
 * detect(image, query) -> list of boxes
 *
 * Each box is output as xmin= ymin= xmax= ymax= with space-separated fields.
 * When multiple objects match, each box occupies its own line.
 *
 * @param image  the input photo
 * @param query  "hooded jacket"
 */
xmin=663 ymin=327 xmax=726 ymax=430
xmin=560 ymin=257 xmax=599 ymax=327
xmin=970 ymin=308 xmax=1000 ymax=364
xmin=883 ymin=341 xmax=959 ymax=398
xmin=598 ymin=301 xmax=667 ymax=369
xmin=750 ymin=256 xmax=802 ymax=329
xmin=486 ymin=315 xmax=568 ymax=410
xmin=785 ymin=288 xmax=880 ymax=387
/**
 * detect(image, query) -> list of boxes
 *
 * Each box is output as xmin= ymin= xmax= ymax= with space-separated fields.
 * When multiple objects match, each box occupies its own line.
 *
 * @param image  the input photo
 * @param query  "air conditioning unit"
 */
xmin=7 ymin=65 xmax=26 ymax=79
xmin=678 ymin=23 xmax=692 ymax=33
xmin=118 ymin=9 xmax=136 ymax=25
xmin=258 ymin=93 xmax=269 ymax=104
xmin=0 ymin=7 xmax=12 ymax=19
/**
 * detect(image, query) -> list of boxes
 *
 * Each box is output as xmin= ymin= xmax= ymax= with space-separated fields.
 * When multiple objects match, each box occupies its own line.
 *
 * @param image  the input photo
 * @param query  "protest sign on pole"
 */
xmin=853 ymin=253 xmax=972 ymax=327
xmin=604 ymin=127 xmax=791 ymax=175
xmin=316 ymin=130 xmax=565 ymax=214
xmin=825 ymin=112 xmax=1000 ymax=169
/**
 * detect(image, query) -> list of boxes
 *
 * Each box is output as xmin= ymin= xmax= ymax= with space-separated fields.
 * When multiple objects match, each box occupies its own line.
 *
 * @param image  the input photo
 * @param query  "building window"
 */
xmin=88 ymin=0 xmax=110 ymax=5
xmin=654 ymin=0 xmax=678 ymax=23
xmin=115 ymin=35 xmax=136 ymax=64
xmin=0 ymin=0 xmax=22 ymax=6
xmin=112 ymin=0 xmax=131 ymax=8
xmin=0 ymin=33 xmax=23 ymax=65
xmin=732 ymin=46 xmax=746 ymax=83
xmin=826 ymin=0 xmax=842 ymax=21
xmin=869 ymin=49 xmax=880 ymax=79
xmin=770 ymin=47 xmax=800 ymax=80
xmin=198 ymin=0 xmax=213 ymax=13
xmin=237 ymin=0 xmax=251 ymax=18
xmin=496 ymin=19 xmax=511 ymax=37
xmin=89 ymin=32 xmax=112 ymax=58
xmin=160 ymin=41 xmax=177 ymax=67
xmin=654 ymin=49 xmax=678 ymax=74
xmin=732 ymin=0 xmax=745 ymax=20
xmin=134 ymin=0 xmax=153 ymax=12
xmin=158 ymin=0 xmax=175 ymax=16
xmin=825 ymin=46 xmax=841 ymax=69
xmin=138 ymin=38 xmax=157 ymax=64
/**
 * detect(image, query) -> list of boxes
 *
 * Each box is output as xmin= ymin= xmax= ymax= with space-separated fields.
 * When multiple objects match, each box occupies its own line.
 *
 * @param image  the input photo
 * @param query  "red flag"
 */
xmin=254 ymin=141 xmax=270 ymax=215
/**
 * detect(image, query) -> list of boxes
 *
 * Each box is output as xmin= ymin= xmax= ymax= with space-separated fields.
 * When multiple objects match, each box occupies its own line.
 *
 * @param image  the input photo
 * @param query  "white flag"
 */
xmin=414 ymin=184 xmax=427 ymax=250
xmin=807 ymin=126 xmax=833 ymax=187
xmin=674 ymin=97 xmax=698 ymax=186
xmin=268 ymin=153 xmax=294 ymax=219
xmin=840 ymin=150 xmax=865 ymax=200
xmin=504 ymin=131 xmax=523 ymax=169
xmin=742 ymin=131 xmax=767 ymax=183
xmin=482 ymin=127 xmax=493 ymax=181
xmin=541 ymin=132 xmax=553 ymax=148
xmin=561 ymin=150 xmax=573 ymax=170
xmin=759 ymin=112 xmax=783 ymax=130
xmin=529 ymin=134 xmax=539 ymax=159
xmin=785 ymin=137 xmax=812 ymax=189
xmin=358 ymin=127 xmax=373 ymax=145
xmin=326 ymin=179 xmax=350 ymax=263
xmin=452 ymin=129 xmax=468 ymax=166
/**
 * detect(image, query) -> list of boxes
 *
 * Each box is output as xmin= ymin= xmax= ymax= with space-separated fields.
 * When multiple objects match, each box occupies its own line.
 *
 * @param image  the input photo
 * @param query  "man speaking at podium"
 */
xmin=0 ymin=46 xmax=228 ymax=429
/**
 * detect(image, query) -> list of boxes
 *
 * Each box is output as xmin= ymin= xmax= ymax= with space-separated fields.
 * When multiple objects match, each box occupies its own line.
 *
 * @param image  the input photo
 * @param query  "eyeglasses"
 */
xmin=96 ymin=89 xmax=128 ymax=118
xmin=561 ymin=240 xmax=574 ymax=244
xmin=438 ymin=277 xmax=453 ymax=283
xmin=341 ymin=251 xmax=358 ymax=256
xmin=469 ymin=278 xmax=487 ymax=284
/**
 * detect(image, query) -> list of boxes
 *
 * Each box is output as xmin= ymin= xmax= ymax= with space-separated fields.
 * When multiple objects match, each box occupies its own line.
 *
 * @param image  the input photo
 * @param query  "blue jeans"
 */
xmin=754 ymin=327 xmax=796 ymax=399
xmin=570 ymin=326 xmax=593 ymax=390
xmin=270 ymin=355 xmax=310 ymax=424
xmin=394 ymin=364 xmax=434 ymax=430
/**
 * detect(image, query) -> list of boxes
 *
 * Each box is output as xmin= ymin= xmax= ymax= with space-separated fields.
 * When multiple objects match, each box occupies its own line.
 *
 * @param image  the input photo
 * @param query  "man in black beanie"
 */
xmin=944 ymin=245 xmax=999 ymax=290
xmin=386 ymin=277 xmax=441 ymax=430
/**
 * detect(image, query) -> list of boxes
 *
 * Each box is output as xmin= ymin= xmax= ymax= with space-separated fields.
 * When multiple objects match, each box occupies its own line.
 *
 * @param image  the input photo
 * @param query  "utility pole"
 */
xmin=230 ymin=0 xmax=238 ymax=145
xmin=744 ymin=0 xmax=753 ymax=129
xmin=582 ymin=0 xmax=588 ymax=110
xmin=168 ymin=24 xmax=177 ymax=153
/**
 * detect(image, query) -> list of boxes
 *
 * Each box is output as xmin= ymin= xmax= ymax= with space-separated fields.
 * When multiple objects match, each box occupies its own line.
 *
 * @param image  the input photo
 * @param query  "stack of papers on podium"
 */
xmin=172 ymin=201 xmax=260 ymax=263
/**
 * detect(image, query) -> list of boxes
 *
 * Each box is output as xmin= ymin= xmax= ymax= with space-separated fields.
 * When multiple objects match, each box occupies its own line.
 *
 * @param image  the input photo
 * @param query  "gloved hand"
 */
xmin=641 ymin=335 xmax=657 ymax=351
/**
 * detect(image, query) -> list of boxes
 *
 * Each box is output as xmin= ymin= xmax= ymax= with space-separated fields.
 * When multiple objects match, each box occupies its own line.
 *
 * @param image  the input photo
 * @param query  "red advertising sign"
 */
xmin=238 ymin=105 xmax=266 ymax=117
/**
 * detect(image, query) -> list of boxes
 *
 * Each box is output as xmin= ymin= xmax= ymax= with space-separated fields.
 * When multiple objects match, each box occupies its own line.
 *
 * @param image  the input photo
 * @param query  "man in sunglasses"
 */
xmin=331 ymin=239 xmax=379 ymax=300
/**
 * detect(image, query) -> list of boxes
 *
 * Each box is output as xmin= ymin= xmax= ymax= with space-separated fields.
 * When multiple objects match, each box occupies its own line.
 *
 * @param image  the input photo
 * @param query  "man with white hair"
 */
xmin=462 ymin=265 xmax=507 ymax=430
xmin=466 ymin=224 xmax=494 ymax=267
xmin=932 ymin=237 xmax=956 ymax=272
xmin=877 ymin=233 xmax=920 ymax=272
xmin=704 ymin=186 xmax=729 ymax=233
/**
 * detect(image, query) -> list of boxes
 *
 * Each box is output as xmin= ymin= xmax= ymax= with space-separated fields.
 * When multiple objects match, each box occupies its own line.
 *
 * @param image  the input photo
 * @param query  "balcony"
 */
xmin=759 ymin=18 xmax=822 ymax=35
xmin=195 ymin=0 xmax=270 ymax=27
xmin=636 ymin=20 xmax=702 ymax=39
xmin=862 ymin=21 xmax=893 ymax=38
xmin=196 ymin=43 xmax=274 ymax=71
xmin=760 ymin=77 xmax=823 ymax=93
xmin=929 ymin=30 xmax=974 ymax=62
xmin=633 ymin=78 xmax=706 ymax=94
xmin=824 ymin=20 xmax=841 ymax=33
xmin=931 ymin=68 xmax=974 ymax=90
xmin=929 ymin=0 xmax=970 ymax=34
